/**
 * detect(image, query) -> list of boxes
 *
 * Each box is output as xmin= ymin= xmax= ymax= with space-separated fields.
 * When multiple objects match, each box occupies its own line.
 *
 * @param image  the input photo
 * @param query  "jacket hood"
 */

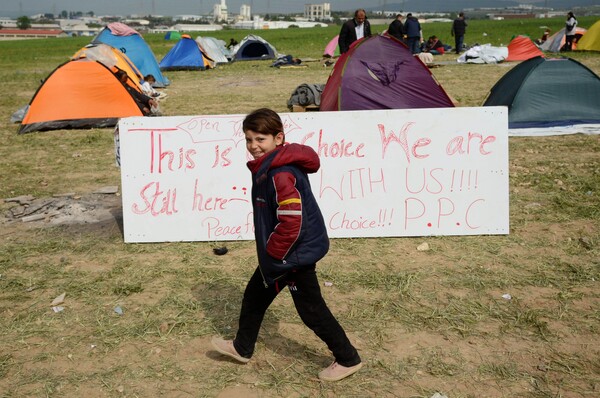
xmin=247 ymin=143 xmax=320 ymax=174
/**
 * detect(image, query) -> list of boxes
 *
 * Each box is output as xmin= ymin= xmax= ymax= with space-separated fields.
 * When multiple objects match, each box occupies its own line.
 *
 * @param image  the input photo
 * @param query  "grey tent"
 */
xmin=231 ymin=35 xmax=279 ymax=61
xmin=483 ymin=56 xmax=600 ymax=128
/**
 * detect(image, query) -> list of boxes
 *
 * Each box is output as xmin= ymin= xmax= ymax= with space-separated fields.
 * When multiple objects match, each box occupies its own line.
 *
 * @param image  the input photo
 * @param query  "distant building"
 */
xmin=173 ymin=15 xmax=204 ymax=22
xmin=213 ymin=0 xmax=228 ymax=22
xmin=231 ymin=15 xmax=327 ymax=29
xmin=304 ymin=3 xmax=331 ymax=21
xmin=0 ymin=18 xmax=17 ymax=29
xmin=0 ymin=29 xmax=67 ymax=39
xmin=240 ymin=4 xmax=251 ymax=21
xmin=171 ymin=23 xmax=223 ymax=32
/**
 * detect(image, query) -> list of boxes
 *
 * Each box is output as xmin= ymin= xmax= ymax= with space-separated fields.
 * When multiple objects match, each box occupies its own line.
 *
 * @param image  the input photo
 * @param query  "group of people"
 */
xmin=338 ymin=10 xmax=468 ymax=56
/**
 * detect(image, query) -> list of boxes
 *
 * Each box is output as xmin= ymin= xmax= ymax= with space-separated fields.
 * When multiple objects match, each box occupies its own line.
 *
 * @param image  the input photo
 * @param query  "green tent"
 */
xmin=164 ymin=31 xmax=181 ymax=40
xmin=483 ymin=56 xmax=600 ymax=128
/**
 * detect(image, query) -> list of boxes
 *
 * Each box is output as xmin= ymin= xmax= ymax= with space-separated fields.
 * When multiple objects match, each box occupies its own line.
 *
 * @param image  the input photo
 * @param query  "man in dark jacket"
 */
xmin=387 ymin=14 xmax=404 ymax=42
xmin=338 ymin=9 xmax=371 ymax=54
xmin=451 ymin=12 xmax=468 ymax=54
xmin=404 ymin=13 xmax=422 ymax=54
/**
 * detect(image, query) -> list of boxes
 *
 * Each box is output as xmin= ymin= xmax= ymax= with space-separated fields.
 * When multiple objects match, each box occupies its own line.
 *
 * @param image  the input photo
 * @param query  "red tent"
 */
xmin=506 ymin=35 xmax=544 ymax=62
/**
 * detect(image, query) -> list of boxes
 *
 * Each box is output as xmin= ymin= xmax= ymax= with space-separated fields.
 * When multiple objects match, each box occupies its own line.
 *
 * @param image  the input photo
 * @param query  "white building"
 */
xmin=240 ymin=4 xmax=251 ymax=21
xmin=231 ymin=15 xmax=327 ymax=30
xmin=304 ymin=3 xmax=331 ymax=21
xmin=172 ymin=23 xmax=223 ymax=32
xmin=213 ymin=0 xmax=228 ymax=22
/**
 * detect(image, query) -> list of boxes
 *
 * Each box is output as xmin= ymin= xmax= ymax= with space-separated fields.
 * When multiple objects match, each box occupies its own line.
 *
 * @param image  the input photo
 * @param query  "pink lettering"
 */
xmin=132 ymin=182 xmax=178 ymax=216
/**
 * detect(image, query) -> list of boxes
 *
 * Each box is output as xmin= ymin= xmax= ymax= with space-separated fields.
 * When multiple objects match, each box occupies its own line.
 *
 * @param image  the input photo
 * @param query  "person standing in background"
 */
xmin=451 ymin=12 xmax=468 ymax=54
xmin=564 ymin=12 xmax=578 ymax=51
xmin=338 ymin=9 xmax=372 ymax=54
xmin=387 ymin=14 xmax=405 ymax=42
xmin=404 ymin=13 xmax=422 ymax=54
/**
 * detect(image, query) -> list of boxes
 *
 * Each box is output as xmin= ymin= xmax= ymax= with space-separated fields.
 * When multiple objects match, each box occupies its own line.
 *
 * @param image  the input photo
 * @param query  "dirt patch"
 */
xmin=2 ymin=189 xmax=123 ymax=231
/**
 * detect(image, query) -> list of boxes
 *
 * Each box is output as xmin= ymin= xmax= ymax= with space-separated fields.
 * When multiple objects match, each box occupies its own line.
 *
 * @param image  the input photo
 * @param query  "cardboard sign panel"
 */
xmin=118 ymin=107 xmax=509 ymax=242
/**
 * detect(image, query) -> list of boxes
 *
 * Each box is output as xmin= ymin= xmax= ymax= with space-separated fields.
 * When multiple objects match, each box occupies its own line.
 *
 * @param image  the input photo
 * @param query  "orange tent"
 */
xmin=506 ymin=35 xmax=545 ymax=61
xmin=73 ymin=43 xmax=144 ymax=91
xmin=19 ymin=58 xmax=144 ymax=134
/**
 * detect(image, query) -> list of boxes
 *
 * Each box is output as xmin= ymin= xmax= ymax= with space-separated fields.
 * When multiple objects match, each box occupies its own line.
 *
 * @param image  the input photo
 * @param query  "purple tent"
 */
xmin=321 ymin=35 xmax=454 ymax=111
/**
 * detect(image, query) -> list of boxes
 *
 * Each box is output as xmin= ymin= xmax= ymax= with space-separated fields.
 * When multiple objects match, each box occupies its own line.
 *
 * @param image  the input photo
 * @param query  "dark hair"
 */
xmin=115 ymin=70 xmax=127 ymax=81
xmin=144 ymin=74 xmax=155 ymax=81
xmin=243 ymin=108 xmax=284 ymax=140
xmin=459 ymin=12 xmax=464 ymax=17
xmin=567 ymin=11 xmax=575 ymax=18
xmin=354 ymin=9 xmax=366 ymax=17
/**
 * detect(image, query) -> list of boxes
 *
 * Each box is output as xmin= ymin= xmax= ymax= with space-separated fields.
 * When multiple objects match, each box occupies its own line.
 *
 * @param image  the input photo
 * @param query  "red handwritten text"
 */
xmin=446 ymin=132 xmax=496 ymax=156
xmin=150 ymin=131 xmax=196 ymax=174
xmin=378 ymin=122 xmax=431 ymax=163
xmin=301 ymin=129 xmax=365 ymax=158
xmin=132 ymin=182 xmax=178 ymax=216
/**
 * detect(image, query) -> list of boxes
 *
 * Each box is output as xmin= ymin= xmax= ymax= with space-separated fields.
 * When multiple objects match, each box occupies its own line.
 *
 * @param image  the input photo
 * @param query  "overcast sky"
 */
xmin=1 ymin=0 xmax=379 ymax=17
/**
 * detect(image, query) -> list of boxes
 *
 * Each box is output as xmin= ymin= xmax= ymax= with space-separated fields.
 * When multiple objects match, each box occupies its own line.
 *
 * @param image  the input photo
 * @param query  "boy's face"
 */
xmin=245 ymin=130 xmax=284 ymax=160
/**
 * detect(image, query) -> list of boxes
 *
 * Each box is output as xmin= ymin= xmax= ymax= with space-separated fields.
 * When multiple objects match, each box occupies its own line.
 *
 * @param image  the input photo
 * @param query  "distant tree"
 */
xmin=264 ymin=14 xmax=271 ymax=21
xmin=60 ymin=10 xmax=68 ymax=18
xmin=87 ymin=11 xmax=94 ymax=17
xmin=16 ymin=16 xmax=31 ymax=30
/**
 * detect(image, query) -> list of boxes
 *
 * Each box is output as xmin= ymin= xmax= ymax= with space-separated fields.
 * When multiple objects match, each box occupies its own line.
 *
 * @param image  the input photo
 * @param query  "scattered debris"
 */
xmin=213 ymin=247 xmax=228 ymax=255
xmin=114 ymin=306 xmax=123 ymax=315
xmin=94 ymin=186 xmax=119 ymax=194
xmin=51 ymin=292 xmax=66 ymax=306
xmin=417 ymin=242 xmax=430 ymax=251
xmin=324 ymin=281 xmax=333 ymax=287
xmin=430 ymin=393 xmax=448 ymax=398
xmin=502 ymin=293 xmax=512 ymax=300
xmin=52 ymin=306 xmax=64 ymax=313
xmin=578 ymin=237 xmax=593 ymax=250
xmin=3 ymin=190 xmax=122 ymax=226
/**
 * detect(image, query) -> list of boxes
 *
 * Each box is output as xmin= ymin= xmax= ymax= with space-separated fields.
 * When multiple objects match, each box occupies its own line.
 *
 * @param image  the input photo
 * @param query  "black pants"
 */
xmin=233 ymin=265 xmax=361 ymax=367
xmin=565 ymin=35 xmax=575 ymax=51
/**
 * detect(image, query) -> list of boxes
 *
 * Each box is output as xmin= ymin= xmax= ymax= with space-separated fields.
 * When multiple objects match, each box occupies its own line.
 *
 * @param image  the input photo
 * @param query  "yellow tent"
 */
xmin=576 ymin=19 xmax=600 ymax=51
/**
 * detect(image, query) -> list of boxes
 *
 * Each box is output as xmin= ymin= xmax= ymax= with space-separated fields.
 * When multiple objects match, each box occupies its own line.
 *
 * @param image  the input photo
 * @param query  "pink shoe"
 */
xmin=318 ymin=361 xmax=363 ymax=382
xmin=210 ymin=336 xmax=250 ymax=364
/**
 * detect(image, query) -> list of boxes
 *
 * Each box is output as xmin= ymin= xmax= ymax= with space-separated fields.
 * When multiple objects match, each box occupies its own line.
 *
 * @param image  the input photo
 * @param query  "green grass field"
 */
xmin=0 ymin=16 xmax=599 ymax=397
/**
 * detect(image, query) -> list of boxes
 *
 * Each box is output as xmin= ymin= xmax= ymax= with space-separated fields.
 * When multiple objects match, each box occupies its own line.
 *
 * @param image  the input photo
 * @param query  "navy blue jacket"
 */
xmin=404 ymin=16 xmax=421 ymax=38
xmin=247 ymin=143 xmax=329 ymax=286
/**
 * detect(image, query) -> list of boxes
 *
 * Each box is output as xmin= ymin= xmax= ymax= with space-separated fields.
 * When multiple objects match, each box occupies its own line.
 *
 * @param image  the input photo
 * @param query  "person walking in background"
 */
xmin=387 ymin=14 xmax=405 ymax=42
xmin=404 ymin=13 xmax=422 ymax=54
xmin=211 ymin=108 xmax=363 ymax=382
xmin=451 ymin=12 xmax=468 ymax=54
xmin=338 ymin=9 xmax=372 ymax=54
xmin=564 ymin=12 xmax=578 ymax=51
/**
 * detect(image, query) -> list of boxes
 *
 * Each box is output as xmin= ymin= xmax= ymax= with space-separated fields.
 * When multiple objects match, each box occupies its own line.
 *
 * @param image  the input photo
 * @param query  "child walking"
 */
xmin=211 ymin=108 xmax=362 ymax=382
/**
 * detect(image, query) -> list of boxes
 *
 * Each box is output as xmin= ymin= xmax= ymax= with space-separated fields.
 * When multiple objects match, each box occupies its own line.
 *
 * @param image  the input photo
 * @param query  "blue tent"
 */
xmin=93 ymin=23 xmax=170 ymax=87
xmin=159 ymin=35 xmax=214 ymax=70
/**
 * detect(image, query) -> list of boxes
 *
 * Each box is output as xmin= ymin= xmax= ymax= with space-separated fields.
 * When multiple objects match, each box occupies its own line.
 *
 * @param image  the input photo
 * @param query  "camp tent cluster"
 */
xmin=15 ymin=20 xmax=600 ymax=136
xmin=19 ymin=22 xmax=170 ymax=134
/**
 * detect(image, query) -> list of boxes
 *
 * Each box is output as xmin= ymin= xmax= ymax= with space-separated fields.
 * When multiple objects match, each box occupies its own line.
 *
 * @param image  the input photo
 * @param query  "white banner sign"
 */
xmin=118 ymin=107 xmax=509 ymax=243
